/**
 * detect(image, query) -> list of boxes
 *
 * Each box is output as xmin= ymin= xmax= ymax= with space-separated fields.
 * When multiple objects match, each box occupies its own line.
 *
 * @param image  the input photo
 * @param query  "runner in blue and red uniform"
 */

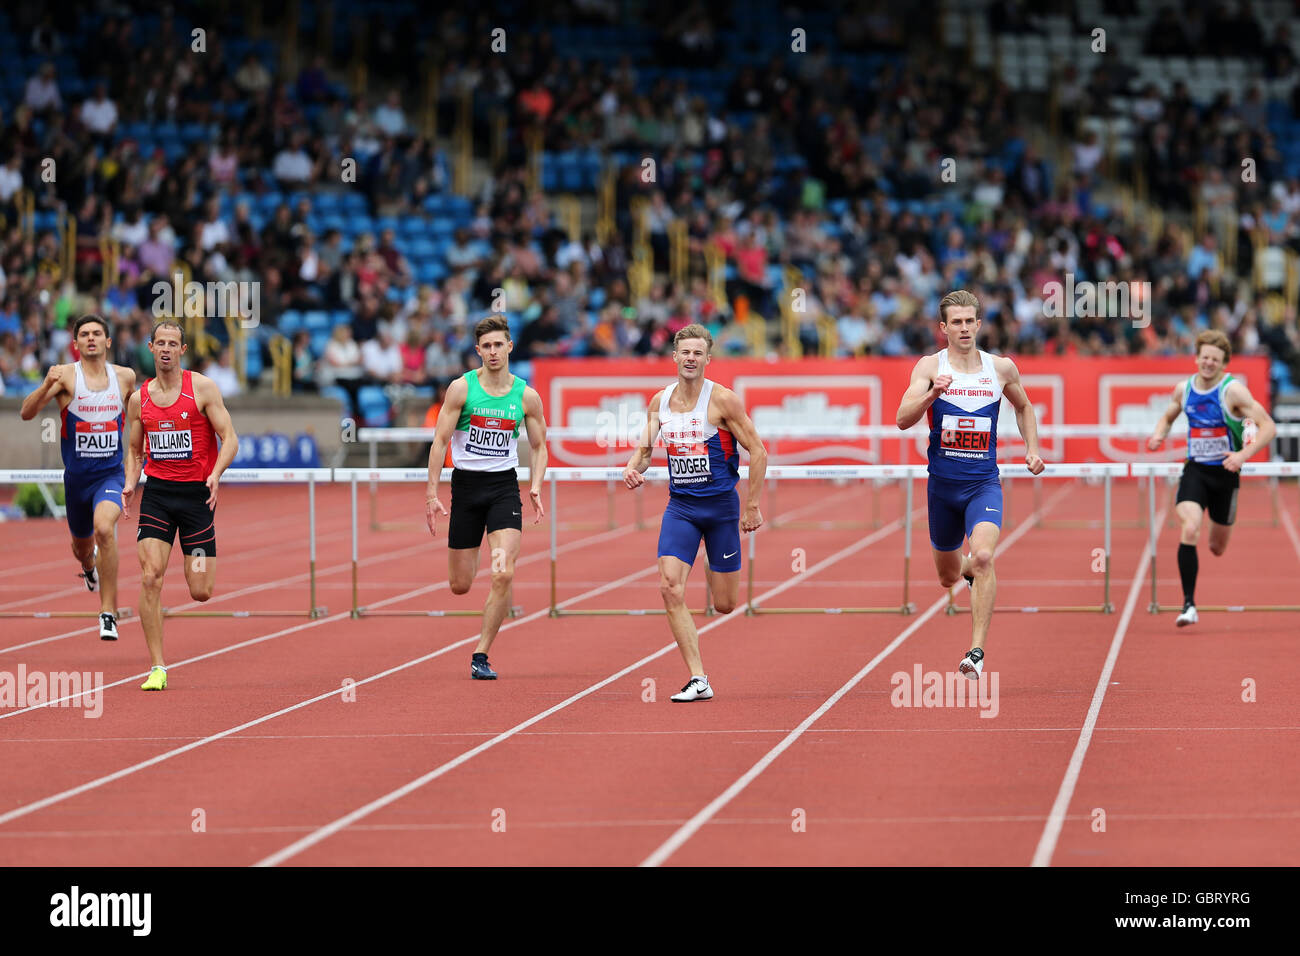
xmin=622 ymin=324 xmax=768 ymax=702
xmin=896 ymin=290 xmax=1044 ymax=679
xmin=19 ymin=315 xmax=135 ymax=639
xmin=1146 ymin=329 xmax=1276 ymax=627
xmin=121 ymin=320 xmax=239 ymax=691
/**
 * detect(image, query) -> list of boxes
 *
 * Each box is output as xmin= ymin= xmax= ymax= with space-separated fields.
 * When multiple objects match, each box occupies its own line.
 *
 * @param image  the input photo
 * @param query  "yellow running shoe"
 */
xmin=141 ymin=666 xmax=168 ymax=691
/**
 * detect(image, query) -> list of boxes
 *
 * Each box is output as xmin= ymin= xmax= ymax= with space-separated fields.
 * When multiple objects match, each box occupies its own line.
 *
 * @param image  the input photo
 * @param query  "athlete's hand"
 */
xmin=43 ymin=364 xmax=64 ymax=390
xmin=425 ymin=496 xmax=447 ymax=535
xmin=930 ymin=374 xmax=953 ymax=397
xmin=1025 ymin=453 xmax=1045 ymax=475
xmin=1222 ymin=451 xmax=1246 ymax=473
xmin=741 ymin=504 xmax=763 ymax=533
xmin=529 ymin=487 xmax=545 ymax=524
xmin=121 ymin=483 xmax=135 ymax=517
xmin=205 ymin=473 xmax=220 ymax=509
xmin=1146 ymin=432 xmax=1164 ymax=451
xmin=623 ymin=467 xmax=644 ymax=489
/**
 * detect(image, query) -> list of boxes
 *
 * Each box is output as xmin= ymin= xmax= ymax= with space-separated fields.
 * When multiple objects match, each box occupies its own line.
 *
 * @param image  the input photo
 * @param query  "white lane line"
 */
xmin=638 ymin=482 xmax=1074 ymax=867
xmin=251 ymin=510 xmax=917 ymax=867
xmin=0 ymin=519 xmax=641 ymax=717
xmin=1028 ymin=506 xmax=1166 ymax=867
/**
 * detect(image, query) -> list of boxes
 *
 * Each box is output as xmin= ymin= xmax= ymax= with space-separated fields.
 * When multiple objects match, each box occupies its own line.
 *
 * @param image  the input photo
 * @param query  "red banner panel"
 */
xmin=530 ymin=356 xmax=1271 ymax=466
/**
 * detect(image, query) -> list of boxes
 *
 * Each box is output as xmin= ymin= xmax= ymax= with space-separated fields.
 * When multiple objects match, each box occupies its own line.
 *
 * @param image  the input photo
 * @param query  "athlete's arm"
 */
xmin=715 ymin=386 xmax=767 ymax=533
xmin=1222 ymin=380 xmax=1277 ymax=472
xmin=425 ymin=376 xmax=466 ymax=535
xmin=623 ymin=390 xmax=662 ymax=488
xmin=194 ymin=373 xmax=238 ymax=507
xmin=895 ymin=354 xmax=945 ymax=430
xmin=522 ymin=385 xmax=547 ymax=524
xmin=1146 ymin=381 xmax=1185 ymax=450
xmin=121 ymin=391 xmax=144 ymax=518
xmin=19 ymin=363 xmax=70 ymax=420
xmin=117 ymin=366 xmax=137 ymax=454
xmin=996 ymin=356 xmax=1045 ymax=475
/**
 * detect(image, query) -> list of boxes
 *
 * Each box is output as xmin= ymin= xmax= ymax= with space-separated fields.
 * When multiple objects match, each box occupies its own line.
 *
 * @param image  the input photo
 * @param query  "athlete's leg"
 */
xmin=70 ymin=534 xmax=95 ymax=571
xmin=928 ymin=477 xmax=966 ymax=588
xmin=966 ymin=520 xmax=1001 ymax=652
xmin=701 ymin=500 xmax=742 ymax=614
xmin=448 ymin=548 xmax=480 ymax=594
xmin=933 ymin=548 xmax=963 ymax=588
xmin=659 ymin=555 xmax=704 ymax=675
xmin=475 ymin=528 xmax=520 ymax=654
xmin=704 ymin=567 xmax=740 ymax=614
xmin=65 ymin=481 xmax=96 ymax=573
xmin=1175 ymin=500 xmax=1203 ymax=606
xmin=92 ymin=498 xmax=122 ymax=614
xmin=182 ymin=552 xmax=216 ymax=602
xmin=138 ymin=538 xmax=173 ymax=668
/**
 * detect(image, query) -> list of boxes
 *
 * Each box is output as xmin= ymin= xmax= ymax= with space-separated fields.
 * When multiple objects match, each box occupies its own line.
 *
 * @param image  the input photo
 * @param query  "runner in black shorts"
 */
xmin=425 ymin=316 xmax=549 ymax=680
xmin=1148 ymin=330 xmax=1276 ymax=627
xmin=122 ymin=321 xmax=239 ymax=690
xmin=447 ymin=470 xmax=523 ymax=549
xmin=136 ymin=477 xmax=220 ymax=556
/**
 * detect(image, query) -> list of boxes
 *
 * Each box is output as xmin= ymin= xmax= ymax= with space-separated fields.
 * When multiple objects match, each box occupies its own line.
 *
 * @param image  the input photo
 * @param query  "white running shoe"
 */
xmin=1176 ymin=603 xmax=1198 ymax=627
xmin=80 ymin=546 xmax=99 ymax=592
xmin=99 ymin=612 xmax=118 ymax=641
xmin=671 ymin=676 xmax=713 ymax=702
xmin=958 ymin=648 xmax=984 ymax=681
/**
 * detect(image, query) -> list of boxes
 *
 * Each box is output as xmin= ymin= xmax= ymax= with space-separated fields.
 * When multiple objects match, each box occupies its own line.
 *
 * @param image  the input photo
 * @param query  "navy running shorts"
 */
xmin=657 ymin=490 xmax=741 ymax=572
xmin=927 ymin=474 xmax=1003 ymax=552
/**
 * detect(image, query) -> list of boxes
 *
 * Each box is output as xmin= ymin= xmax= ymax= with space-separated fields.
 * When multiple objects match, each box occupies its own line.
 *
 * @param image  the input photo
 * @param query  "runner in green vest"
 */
xmin=426 ymin=315 xmax=549 ymax=678
xmin=1147 ymin=329 xmax=1276 ymax=626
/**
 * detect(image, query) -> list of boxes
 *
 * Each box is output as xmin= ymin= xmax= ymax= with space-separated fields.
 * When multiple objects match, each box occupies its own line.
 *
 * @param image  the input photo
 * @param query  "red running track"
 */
xmin=0 ymin=476 xmax=1296 ymax=866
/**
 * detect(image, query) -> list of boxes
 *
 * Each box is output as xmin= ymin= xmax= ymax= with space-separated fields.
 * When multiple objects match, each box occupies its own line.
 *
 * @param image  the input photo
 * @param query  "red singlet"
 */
xmin=140 ymin=370 xmax=218 ymax=481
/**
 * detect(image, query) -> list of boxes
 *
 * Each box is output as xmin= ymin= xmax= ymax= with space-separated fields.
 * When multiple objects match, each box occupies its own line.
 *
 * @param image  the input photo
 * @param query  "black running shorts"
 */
xmin=1176 ymin=460 xmax=1240 ymax=526
xmin=447 ymin=468 xmax=522 ymax=550
xmin=136 ymin=476 xmax=218 ymax=557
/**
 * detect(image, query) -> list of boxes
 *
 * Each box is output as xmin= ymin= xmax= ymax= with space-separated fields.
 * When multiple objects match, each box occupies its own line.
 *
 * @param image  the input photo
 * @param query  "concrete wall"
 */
xmin=0 ymin=395 xmax=346 ymax=470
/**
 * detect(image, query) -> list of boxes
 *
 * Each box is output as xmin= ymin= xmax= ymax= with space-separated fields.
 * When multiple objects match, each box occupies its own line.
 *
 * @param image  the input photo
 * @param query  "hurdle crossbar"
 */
xmin=0 ymin=468 xmax=329 ymax=619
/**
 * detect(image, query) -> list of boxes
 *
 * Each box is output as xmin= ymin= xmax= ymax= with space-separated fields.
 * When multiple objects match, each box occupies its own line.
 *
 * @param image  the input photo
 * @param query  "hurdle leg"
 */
xmin=1147 ymin=469 xmax=1159 ymax=613
xmin=1103 ymin=472 xmax=1114 ymax=613
xmin=351 ymin=474 xmax=361 ymax=618
xmin=549 ymin=474 xmax=558 ymax=617
xmin=902 ymin=476 xmax=915 ymax=613
xmin=369 ymin=440 xmax=379 ymax=532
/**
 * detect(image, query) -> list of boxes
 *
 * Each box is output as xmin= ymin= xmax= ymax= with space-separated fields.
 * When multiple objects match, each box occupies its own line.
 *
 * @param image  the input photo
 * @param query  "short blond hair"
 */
xmin=939 ymin=289 xmax=980 ymax=323
xmin=673 ymin=324 xmax=713 ymax=352
xmin=1195 ymin=329 xmax=1231 ymax=363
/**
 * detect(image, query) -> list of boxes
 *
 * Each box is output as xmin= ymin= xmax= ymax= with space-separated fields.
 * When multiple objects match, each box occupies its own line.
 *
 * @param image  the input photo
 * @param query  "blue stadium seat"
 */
xmin=330 ymin=309 xmax=352 ymax=327
xmin=303 ymin=310 xmax=331 ymax=332
xmin=245 ymin=338 xmax=263 ymax=380
xmin=319 ymin=385 xmax=352 ymax=417
xmin=357 ymin=386 xmax=391 ymax=427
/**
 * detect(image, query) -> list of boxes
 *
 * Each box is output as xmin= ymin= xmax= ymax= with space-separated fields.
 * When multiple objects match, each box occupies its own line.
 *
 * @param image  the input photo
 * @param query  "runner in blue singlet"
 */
xmin=19 ymin=315 xmax=136 ymax=639
xmin=623 ymin=324 xmax=768 ymax=703
xmin=896 ymin=291 xmax=1044 ymax=680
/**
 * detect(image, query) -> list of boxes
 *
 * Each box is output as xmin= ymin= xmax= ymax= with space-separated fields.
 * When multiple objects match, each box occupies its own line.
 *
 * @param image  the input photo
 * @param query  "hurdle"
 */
xmin=336 ymin=467 xmax=529 ymax=618
xmin=0 ymin=468 xmax=330 ymax=619
xmin=1133 ymin=460 xmax=1300 ymax=614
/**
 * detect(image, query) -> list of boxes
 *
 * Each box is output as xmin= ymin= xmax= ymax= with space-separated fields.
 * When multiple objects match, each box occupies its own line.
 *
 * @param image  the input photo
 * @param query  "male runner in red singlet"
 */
xmin=121 ymin=321 xmax=239 ymax=690
xmin=20 ymin=315 xmax=135 ymax=639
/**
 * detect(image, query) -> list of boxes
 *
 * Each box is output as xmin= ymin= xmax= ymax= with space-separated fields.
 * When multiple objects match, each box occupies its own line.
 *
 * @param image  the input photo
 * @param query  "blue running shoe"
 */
xmin=470 ymin=653 xmax=497 ymax=680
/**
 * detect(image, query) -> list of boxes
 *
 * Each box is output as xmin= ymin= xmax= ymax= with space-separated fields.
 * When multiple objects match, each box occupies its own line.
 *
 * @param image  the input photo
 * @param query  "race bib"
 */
xmin=75 ymin=420 xmax=119 ymax=458
xmin=667 ymin=442 xmax=711 ymax=483
xmin=148 ymin=422 xmax=193 ymax=460
xmin=466 ymin=414 xmax=516 ymax=458
xmin=1189 ymin=426 xmax=1230 ymax=460
xmin=940 ymin=414 xmax=992 ymax=455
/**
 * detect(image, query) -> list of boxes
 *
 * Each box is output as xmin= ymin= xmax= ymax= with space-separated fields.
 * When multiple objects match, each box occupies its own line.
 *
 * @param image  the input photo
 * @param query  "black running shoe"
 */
xmin=470 ymin=653 xmax=497 ymax=680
